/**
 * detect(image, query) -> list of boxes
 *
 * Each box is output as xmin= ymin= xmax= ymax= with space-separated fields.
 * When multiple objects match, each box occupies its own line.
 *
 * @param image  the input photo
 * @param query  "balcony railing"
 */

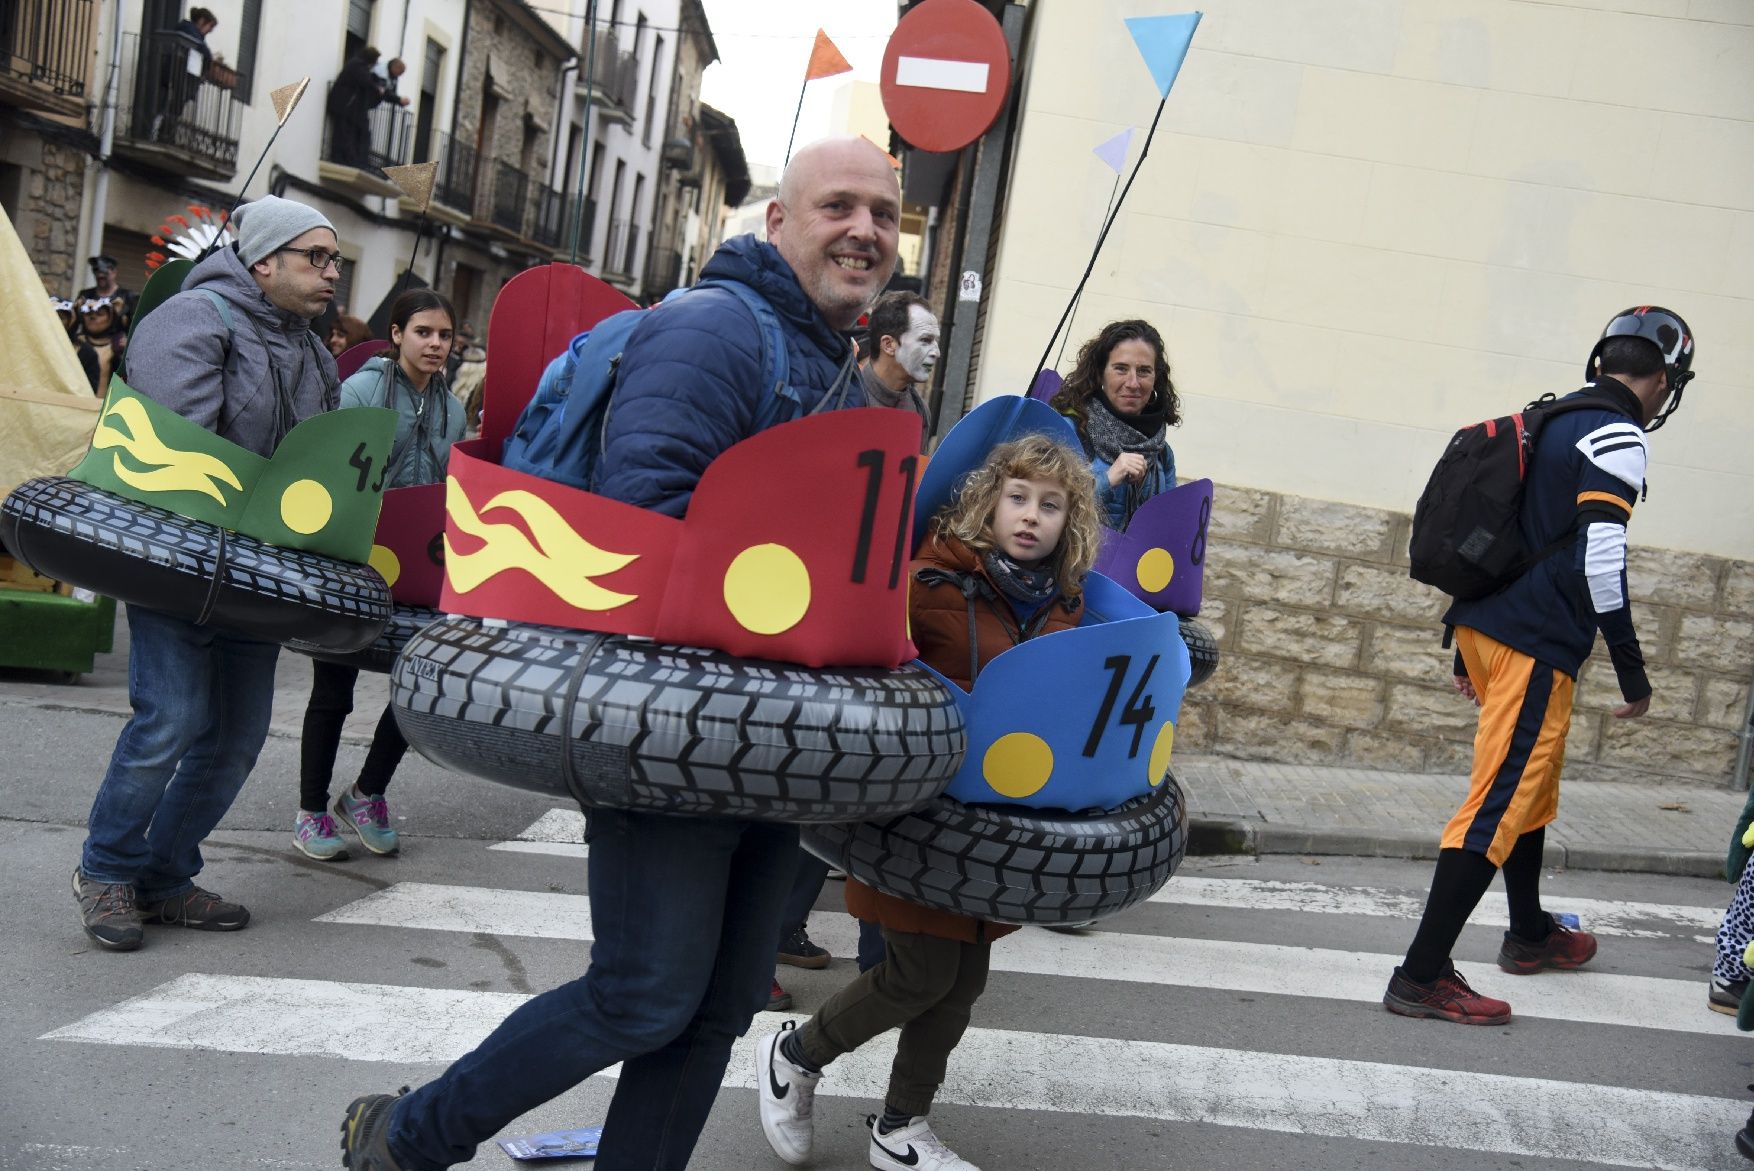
xmin=580 ymin=30 xmax=638 ymax=112
xmin=421 ymin=130 xmax=477 ymax=213
xmin=112 ymin=31 xmax=240 ymax=179
xmin=491 ymin=161 xmax=528 ymax=235
xmin=0 ymin=0 xmax=93 ymax=112
xmin=322 ymin=86 xmax=413 ymax=173
xmin=530 ymin=181 xmax=565 ymax=249
xmin=606 ymin=217 xmax=641 ymax=277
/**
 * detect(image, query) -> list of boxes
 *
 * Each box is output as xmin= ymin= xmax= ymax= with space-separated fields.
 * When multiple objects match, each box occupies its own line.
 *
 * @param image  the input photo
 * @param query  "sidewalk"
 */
xmin=1 ymin=610 xmax=1743 ymax=879
xmin=1175 ymin=754 xmax=1743 ymax=879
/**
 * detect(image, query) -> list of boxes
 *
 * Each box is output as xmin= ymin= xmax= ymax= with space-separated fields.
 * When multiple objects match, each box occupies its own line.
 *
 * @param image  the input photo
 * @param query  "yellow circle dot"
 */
xmin=982 ymin=732 xmax=1055 ymax=800
xmin=723 ymin=544 xmax=811 ymax=635
xmin=1147 ymin=720 xmax=1176 ymax=787
xmin=280 ymin=479 xmax=334 ymax=535
xmin=1136 ymin=547 xmax=1176 ymax=593
xmin=367 ymin=544 xmax=401 ymax=587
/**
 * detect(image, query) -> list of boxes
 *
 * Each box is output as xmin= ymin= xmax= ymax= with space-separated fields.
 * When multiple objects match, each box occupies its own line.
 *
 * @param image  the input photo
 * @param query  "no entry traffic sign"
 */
xmin=881 ymin=0 xmax=1012 ymax=154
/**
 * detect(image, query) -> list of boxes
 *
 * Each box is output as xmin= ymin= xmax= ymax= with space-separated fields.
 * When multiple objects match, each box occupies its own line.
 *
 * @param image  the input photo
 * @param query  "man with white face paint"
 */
xmin=860 ymin=290 xmax=939 ymax=431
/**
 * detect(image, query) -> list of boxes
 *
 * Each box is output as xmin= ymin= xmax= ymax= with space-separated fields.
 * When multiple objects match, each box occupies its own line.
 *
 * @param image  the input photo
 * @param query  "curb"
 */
xmin=1186 ymin=817 xmax=1725 ymax=880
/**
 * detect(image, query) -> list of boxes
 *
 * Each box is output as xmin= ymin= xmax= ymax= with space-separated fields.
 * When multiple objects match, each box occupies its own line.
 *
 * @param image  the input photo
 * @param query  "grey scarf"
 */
xmin=1083 ymin=391 xmax=1169 ymax=526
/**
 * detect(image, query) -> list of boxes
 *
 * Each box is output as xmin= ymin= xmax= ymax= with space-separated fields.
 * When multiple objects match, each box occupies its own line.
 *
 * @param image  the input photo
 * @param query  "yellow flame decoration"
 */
xmin=445 ymin=483 xmax=641 ymax=611
xmin=92 ymin=396 xmax=245 ymax=505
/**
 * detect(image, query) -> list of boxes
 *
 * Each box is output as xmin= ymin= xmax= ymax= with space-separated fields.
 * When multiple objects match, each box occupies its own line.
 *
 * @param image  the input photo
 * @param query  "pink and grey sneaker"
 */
xmin=333 ymin=788 xmax=400 ymax=856
xmin=293 ymin=810 xmax=348 ymax=861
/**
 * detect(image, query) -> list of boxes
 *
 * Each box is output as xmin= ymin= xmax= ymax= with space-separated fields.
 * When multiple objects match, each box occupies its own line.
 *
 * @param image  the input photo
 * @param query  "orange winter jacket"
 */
xmin=844 ymin=533 xmax=1083 ymax=944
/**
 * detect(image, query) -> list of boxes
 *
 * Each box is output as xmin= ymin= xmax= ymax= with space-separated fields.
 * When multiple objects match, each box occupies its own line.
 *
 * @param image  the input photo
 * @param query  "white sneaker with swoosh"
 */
xmin=867 ymin=1115 xmax=982 ymax=1171
xmin=755 ymin=1023 xmax=820 ymax=1165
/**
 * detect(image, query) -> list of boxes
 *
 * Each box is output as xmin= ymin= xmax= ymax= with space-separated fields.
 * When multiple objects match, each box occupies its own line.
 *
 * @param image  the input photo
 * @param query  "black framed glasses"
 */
xmin=277 ymin=246 xmax=346 ymax=273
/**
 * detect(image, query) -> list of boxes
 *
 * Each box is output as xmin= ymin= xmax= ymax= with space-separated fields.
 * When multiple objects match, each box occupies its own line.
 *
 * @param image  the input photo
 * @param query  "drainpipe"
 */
xmin=552 ymin=58 xmax=579 ymax=185
xmin=82 ymin=0 xmax=126 ymax=287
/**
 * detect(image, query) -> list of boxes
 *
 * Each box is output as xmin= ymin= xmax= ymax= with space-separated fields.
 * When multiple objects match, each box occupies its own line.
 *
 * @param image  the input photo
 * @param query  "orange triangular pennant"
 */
xmin=805 ymin=28 xmax=853 ymax=81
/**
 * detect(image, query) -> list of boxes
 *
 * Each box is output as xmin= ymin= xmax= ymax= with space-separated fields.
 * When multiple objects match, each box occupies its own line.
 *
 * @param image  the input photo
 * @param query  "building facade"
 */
xmin=898 ymin=0 xmax=1753 ymax=782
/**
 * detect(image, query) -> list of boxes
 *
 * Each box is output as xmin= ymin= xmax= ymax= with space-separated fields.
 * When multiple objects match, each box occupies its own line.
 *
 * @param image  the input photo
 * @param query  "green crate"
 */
xmin=0 ymin=587 xmax=118 ymax=677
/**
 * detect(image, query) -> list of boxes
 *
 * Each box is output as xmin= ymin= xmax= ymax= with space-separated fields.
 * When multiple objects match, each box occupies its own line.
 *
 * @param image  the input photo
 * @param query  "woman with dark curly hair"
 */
xmin=1048 ymin=318 xmax=1180 ymax=530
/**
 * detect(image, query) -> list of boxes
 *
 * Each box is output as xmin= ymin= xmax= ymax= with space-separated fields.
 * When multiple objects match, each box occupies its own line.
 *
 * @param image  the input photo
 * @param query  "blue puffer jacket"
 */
xmin=594 ymin=234 xmax=864 ymax=517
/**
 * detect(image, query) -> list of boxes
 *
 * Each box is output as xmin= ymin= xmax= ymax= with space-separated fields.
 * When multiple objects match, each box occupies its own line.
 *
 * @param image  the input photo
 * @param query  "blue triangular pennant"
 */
xmin=1124 ymin=12 xmax=1203 ymax=99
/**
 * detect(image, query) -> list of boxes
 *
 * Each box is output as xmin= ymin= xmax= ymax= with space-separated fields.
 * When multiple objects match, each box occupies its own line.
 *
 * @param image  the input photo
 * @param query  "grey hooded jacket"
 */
xmin=124 ymin=244 xmax=338 ymax=457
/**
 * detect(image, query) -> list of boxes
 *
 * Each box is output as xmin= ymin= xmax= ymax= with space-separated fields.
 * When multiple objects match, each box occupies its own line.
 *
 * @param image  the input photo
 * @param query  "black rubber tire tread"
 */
xmin=1180 ymin=617 xmax=1219 ymax=689
xmin=297 ymin=605 xmax=443 ymax=674
xmin=1 ymin=477 xmax=389 ymax=652
xmin=801 ymin=774 xmax=1188 ymax=925
xmin=392 ymin=614 xmax=966 ymax=822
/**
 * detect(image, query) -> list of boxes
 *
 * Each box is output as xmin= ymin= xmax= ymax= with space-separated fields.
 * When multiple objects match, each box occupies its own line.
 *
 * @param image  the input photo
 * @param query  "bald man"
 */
xmin=343 ymin=136 xmax=901 ymax=1171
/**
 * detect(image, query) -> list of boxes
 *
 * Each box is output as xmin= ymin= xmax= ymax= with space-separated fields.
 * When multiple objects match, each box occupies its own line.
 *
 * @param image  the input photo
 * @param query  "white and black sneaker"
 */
xmin=755 ymin=1021 xmax=820 ymax=1165
xmin=867 ymin=1114 xmax=982 ymax=1171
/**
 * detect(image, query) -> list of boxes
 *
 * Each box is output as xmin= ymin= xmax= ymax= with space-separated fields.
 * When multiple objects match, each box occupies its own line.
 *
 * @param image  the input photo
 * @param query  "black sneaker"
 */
xmin=777 ymin=926 xmax=830 ymax=969
xmin=72 ymin=867 xmax=142 ymax=951
xmin=341 ymin=1089 xmax=410 ymax=1170
xmin=1711 ymin=977 xmax=1750 ymax=1016
xmin=139 ymin=886 xmax=250 ymax=931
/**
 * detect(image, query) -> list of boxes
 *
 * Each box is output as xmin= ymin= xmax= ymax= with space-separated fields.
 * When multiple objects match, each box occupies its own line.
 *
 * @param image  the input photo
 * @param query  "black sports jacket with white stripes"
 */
xmin=1443 ymin=378 xmax=1651 ymax=701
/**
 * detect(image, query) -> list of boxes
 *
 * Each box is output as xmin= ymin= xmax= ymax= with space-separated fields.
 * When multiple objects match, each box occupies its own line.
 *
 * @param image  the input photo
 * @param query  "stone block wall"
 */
xmin=1176 ymin=483 xmax=1753 ymax=786
xmin=6 ymin=135 xmax=87 ymax=294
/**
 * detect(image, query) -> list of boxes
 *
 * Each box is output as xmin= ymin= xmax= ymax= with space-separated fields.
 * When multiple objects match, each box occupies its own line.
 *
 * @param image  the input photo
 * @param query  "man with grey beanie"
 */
xmin=71 ymin=193 xmax=343 ymax=953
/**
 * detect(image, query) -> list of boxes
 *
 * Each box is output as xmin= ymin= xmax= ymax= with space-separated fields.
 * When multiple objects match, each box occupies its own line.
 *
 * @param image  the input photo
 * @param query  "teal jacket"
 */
xmin=339 ymin=355 xmax=464 ymax=488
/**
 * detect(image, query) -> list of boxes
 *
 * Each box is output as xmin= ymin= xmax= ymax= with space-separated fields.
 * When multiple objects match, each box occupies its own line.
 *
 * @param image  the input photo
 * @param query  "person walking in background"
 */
xmin=757 ymin=434 xmax=1103 ymax=1171
xmin=340 ymin=135 xmax=900 ymax=1171
xmin=295 ymin=289 xmax=461 ymax=863
xmin=70 ymin=195 xmax=341 ymax=952
xmin=857 ymin=290 xmax=938 ymax=429
xmin=1384 ymin=307 xmax=1697 ymax=1025
xmin=1048 ymin=319 xmax=1180 ymax=531
xmin=76 ymin=255 xmax=138 ymax=330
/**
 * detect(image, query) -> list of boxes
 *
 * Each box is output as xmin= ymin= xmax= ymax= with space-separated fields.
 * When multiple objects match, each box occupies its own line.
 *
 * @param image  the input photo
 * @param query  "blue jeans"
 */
xmin=780 ymin=849 xmax=831 ymax=939
xmin=389 ymin=807 xmax=799 ymax=1171
xmin=80 ymin=604 xmax=279 ymax=902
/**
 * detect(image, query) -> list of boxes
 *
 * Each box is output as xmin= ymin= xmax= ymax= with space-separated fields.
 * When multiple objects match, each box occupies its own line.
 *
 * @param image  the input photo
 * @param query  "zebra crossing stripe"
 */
xmin=487 ymin=811 xmax=1720 ymax=941
xmin=1151 ymin=876 xmax=1720 ymax=941
xmin=489 ymin=809 xmax=588 ymax=858
xmin=41 ymin=972 xmax=1744 ymax=1170
xmin=315 ymin=882 xmax=1736 ymax=1036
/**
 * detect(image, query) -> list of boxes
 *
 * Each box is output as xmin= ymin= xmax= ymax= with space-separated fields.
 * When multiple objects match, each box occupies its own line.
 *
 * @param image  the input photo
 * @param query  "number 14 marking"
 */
xmin=1083 ymin=653 xmax=1158 ymax=758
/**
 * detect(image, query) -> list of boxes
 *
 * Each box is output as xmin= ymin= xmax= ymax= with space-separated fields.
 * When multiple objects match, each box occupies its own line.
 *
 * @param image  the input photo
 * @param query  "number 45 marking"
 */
xmin=1083 ymin=654 xmax=1158 ymax=758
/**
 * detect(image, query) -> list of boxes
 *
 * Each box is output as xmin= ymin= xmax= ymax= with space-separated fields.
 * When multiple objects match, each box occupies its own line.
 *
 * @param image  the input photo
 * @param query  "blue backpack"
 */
xmin=501 ymin=278 xmax=792 ymax=492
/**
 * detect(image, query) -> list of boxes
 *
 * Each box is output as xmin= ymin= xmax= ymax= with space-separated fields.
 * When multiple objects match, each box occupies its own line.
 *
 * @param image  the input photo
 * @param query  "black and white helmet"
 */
xmin=1586 ymin=305 xmax=1696 ymax=430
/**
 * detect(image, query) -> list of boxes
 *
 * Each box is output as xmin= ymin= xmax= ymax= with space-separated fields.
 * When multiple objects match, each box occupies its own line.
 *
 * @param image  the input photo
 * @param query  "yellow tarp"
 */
xmin=1 ymin=207 xmax=100 ymax=497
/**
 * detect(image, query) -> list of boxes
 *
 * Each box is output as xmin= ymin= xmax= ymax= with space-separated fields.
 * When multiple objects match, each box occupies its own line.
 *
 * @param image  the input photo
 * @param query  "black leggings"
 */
xmin=299 ymin=659 xmax=409 ymax=812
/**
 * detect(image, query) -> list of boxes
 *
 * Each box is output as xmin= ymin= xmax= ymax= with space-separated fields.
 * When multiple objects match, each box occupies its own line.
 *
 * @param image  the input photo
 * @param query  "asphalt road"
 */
xmin=1 ymin=659 xmax=1750 ymax=1171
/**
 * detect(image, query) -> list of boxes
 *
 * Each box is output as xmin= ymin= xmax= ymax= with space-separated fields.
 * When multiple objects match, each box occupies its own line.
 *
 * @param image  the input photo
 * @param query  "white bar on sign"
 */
xmin=895 ymin=55 xmax=990 ymax=94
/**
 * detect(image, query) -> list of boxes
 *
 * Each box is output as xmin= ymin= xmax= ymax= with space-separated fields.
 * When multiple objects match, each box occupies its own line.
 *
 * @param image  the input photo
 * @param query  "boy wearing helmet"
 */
xmin=1384 ymin=306 xmax=1696 ymax=1026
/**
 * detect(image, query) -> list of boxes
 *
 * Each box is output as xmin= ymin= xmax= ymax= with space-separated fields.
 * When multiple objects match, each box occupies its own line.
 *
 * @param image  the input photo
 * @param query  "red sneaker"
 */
xmin=1496 ymin=919 xmax=1598 ymax=974
xmin=1384 ymin=966 xmax=1511 ymax=1025
xmin=767 ymin=978 xmax=793 ymax=1012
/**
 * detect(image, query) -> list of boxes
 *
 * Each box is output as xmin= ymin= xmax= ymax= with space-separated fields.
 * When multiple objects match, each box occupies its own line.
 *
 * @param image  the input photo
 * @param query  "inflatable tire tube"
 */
xmin=0 ymin=478 xmax=390 ymax=653
xmin=297 ymin=605 xmax=444 ymax=674
xmin=801 ymin=773 xmax=1188 ymax=926
xmin=1180 ymin=617 xmax=1219 ymax=689
xmin=392 ymin=614 xmax=966 ymax=822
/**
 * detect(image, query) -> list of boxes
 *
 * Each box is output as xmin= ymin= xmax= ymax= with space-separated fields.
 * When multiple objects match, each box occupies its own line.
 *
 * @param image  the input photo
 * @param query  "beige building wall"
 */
xmin=979 ymin=0 xmax=1754 ymax=561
